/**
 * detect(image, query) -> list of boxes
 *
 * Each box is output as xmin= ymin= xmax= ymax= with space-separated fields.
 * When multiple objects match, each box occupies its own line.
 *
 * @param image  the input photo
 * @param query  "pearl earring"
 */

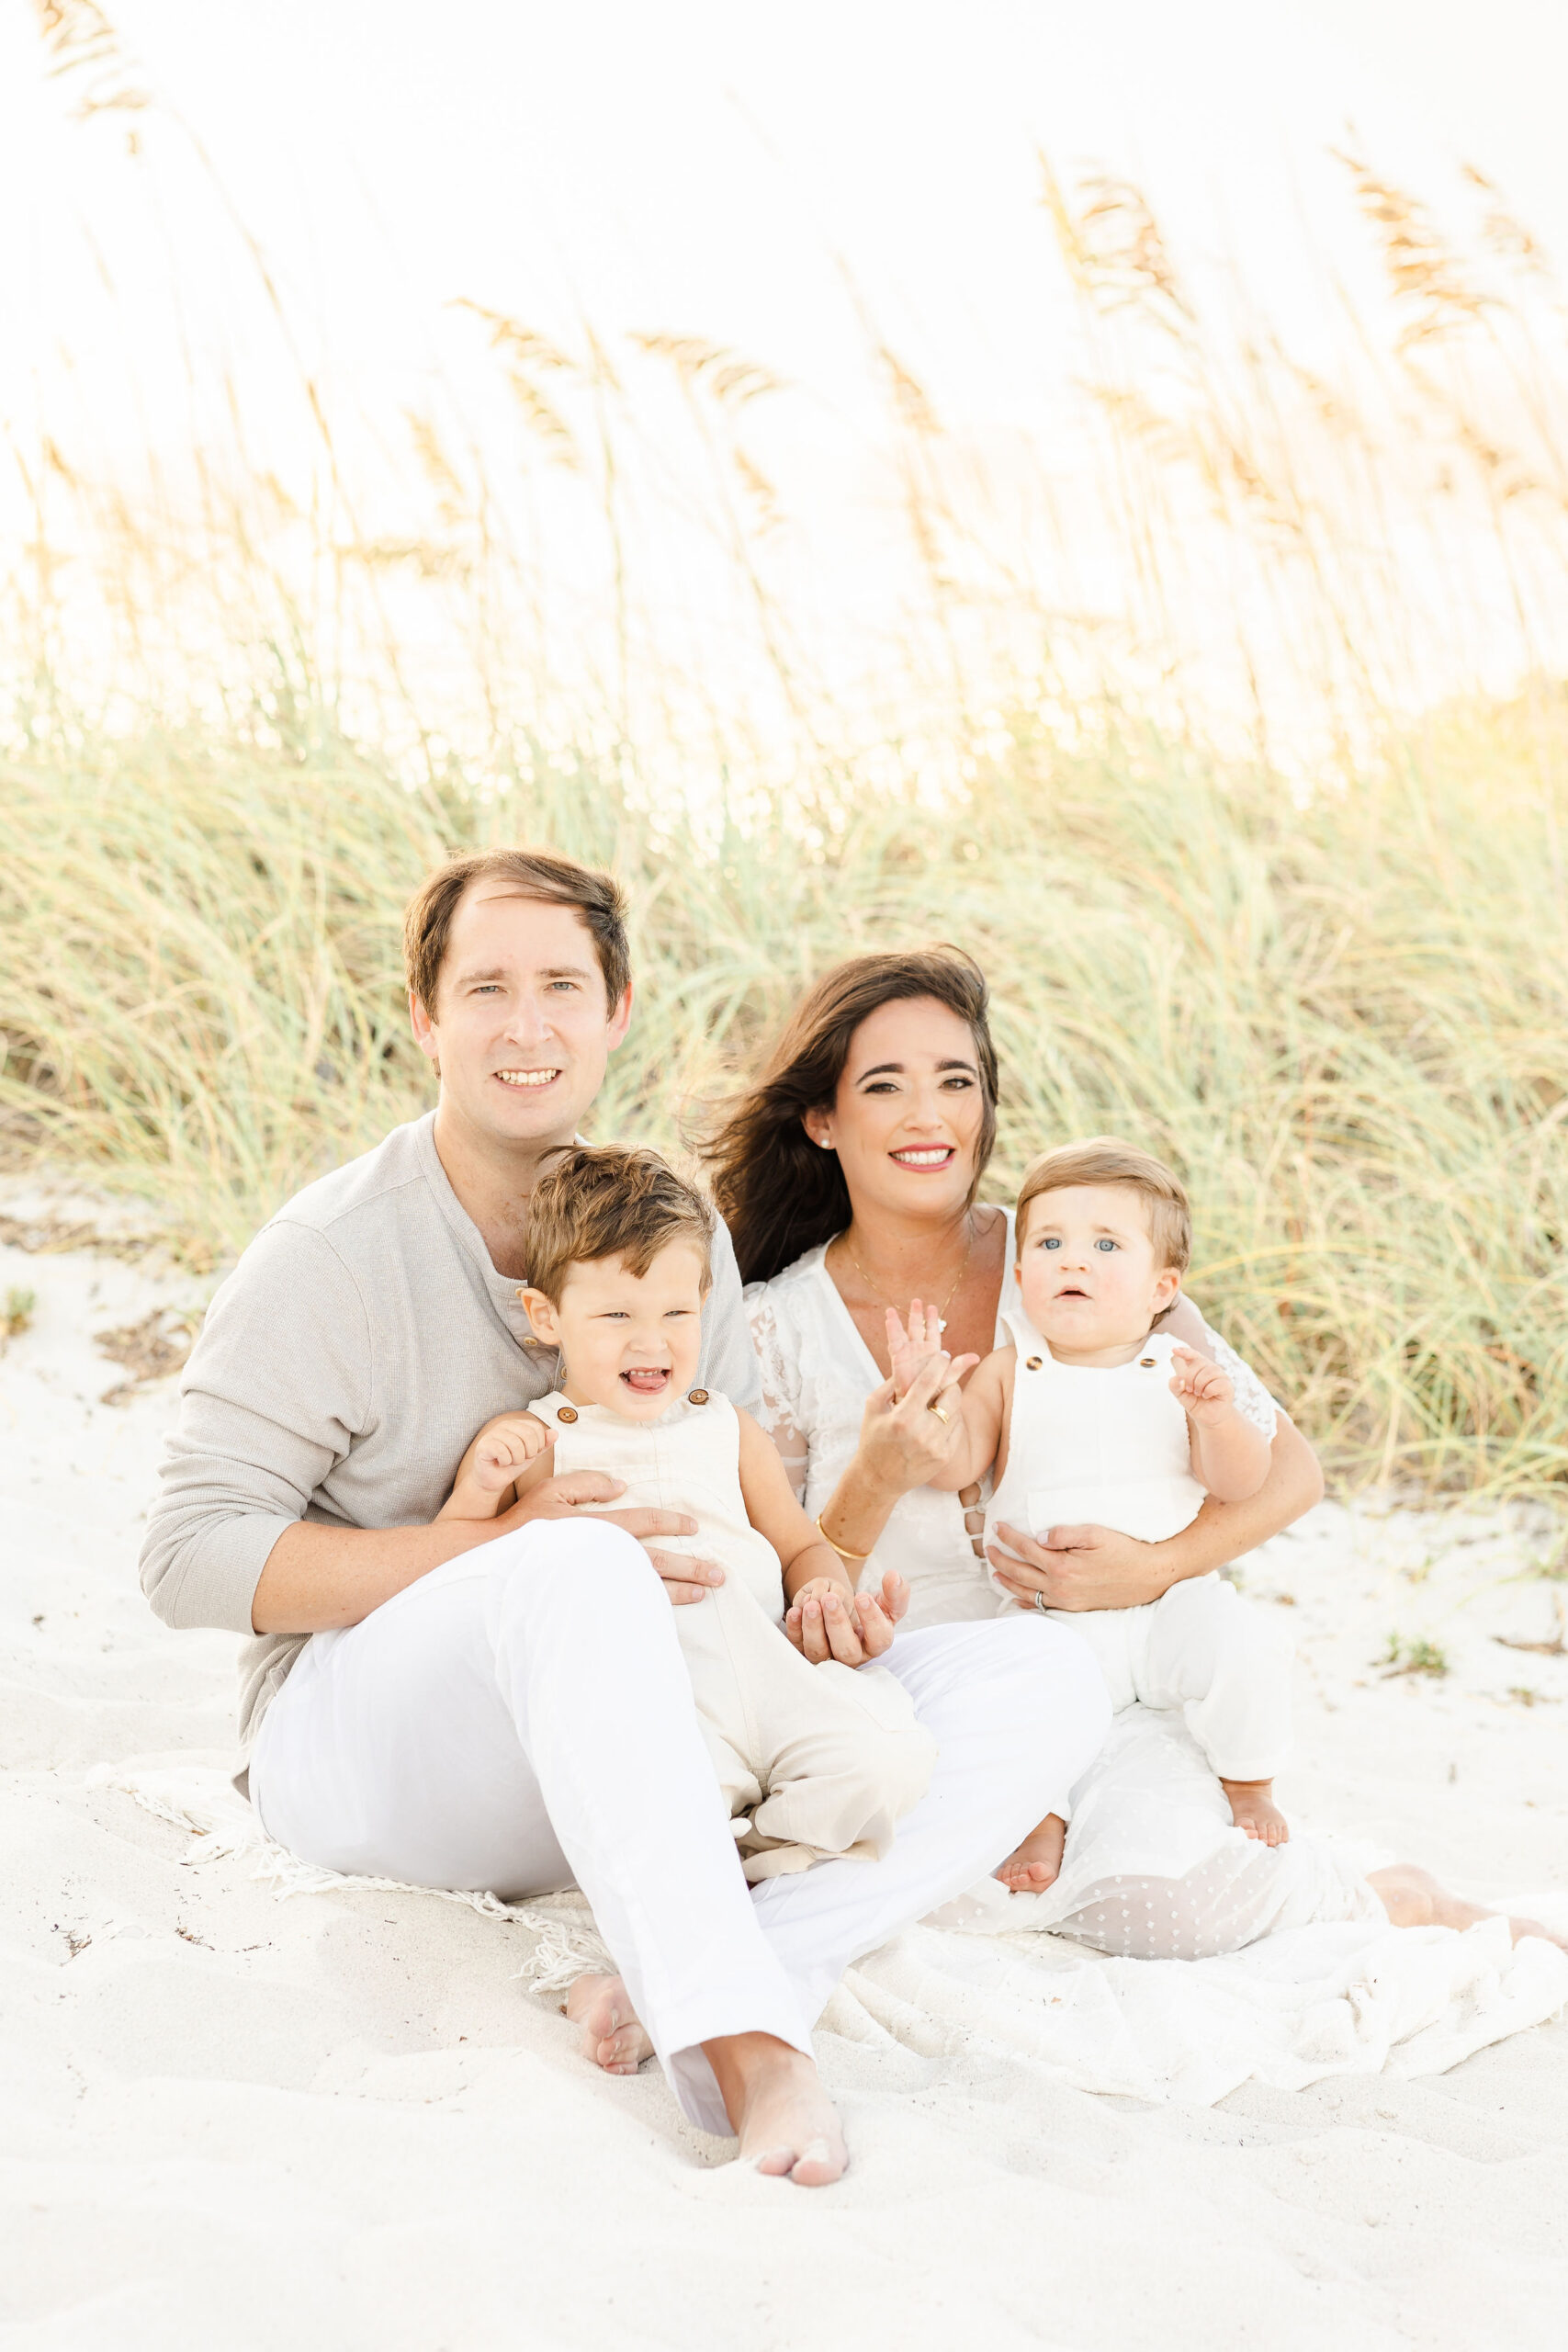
xmin=819 ymin=1138 xmax=833 ymax=1149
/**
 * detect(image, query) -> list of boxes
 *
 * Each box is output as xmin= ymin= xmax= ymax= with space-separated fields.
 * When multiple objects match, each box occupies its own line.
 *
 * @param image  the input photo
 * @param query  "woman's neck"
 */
xmin=836 ymin=1202 xmax=975 ymax=1292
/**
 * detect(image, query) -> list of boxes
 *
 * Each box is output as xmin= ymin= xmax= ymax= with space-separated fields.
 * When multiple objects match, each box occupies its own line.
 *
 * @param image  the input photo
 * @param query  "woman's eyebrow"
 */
xmin=853 ymin=1056 xmax=977 ymax=1081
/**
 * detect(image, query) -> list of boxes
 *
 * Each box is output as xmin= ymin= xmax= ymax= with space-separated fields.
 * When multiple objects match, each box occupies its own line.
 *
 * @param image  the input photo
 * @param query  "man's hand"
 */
xmin=987 ymin=1520 xmax=1170 ymax=1612
xmin=1168 ymin=1345 xmax=1236 ymax=1428
xmin=784 ymin=1567 xmax=909 ymax=1665
xmin=500 ymin=1471 xmax=724 ymax=1606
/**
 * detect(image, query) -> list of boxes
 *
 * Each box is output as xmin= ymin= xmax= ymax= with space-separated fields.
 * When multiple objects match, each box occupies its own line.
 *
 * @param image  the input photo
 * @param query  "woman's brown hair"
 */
xmin=705 ymin=947 xmax=1000 ymax=1283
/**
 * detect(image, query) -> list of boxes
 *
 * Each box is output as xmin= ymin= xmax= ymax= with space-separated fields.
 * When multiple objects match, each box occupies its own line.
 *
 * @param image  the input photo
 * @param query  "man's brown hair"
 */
xmin=525 ymin=1146 xmax=716 ymax=1304
xmin=1015 ymin=1136 xmax=1192 ymax=1273
xmin=403 ymin=848 xmax=631 ymax=1016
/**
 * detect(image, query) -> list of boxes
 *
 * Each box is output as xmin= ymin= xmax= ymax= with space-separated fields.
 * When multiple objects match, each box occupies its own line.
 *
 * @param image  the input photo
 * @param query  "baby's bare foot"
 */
xmin=705 ymin=2034 xmax=848 ymax=2186
xmin=564 ymin=1973 xmax=654 ymax=2075
xmin=995 ymin=1812 xmax=1066 ymax=1892
xmin=1222 ymin=1780 xmax=1290 ymax=1846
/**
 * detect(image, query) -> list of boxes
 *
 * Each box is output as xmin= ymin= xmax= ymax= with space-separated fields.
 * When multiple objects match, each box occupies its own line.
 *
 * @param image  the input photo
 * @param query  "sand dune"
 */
xmin=3 ymin=1198 xmax=1565 ymax=2349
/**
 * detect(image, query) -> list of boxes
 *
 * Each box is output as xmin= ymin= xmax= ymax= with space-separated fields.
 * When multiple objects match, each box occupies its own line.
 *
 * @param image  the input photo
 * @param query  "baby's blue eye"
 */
xmin=1095 ymin=1238 xmax=1118 ymax=1251
xmin=1042 ymin=1236 xmax=1061 ymax=1250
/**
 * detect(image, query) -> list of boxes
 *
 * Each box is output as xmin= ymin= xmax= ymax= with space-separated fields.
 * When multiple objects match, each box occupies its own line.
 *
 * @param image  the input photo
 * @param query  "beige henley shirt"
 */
xmin=138 ymin=1113 xmax=761 ymax=1747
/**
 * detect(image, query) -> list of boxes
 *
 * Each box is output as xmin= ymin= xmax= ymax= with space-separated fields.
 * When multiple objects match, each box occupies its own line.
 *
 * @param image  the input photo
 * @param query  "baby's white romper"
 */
xmin=532 ymin=1388 xmax=936 ymax=1880
xmin=983 ymin=1314 xmax=1292 ymax=1785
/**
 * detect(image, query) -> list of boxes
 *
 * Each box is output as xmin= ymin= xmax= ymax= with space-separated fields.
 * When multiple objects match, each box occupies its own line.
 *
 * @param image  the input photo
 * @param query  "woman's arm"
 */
xmin=813 ymin=1345 xmax=975 ymax=1556
xmin=987 ymin=1412 xmax=1324 ymax=1612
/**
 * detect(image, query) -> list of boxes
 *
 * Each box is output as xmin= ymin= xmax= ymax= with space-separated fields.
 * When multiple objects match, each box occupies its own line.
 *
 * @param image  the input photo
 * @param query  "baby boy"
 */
xmin=441 ymin=1144 xmax=935 ymax=1882
xmin=907 ymin=1136 xmax=1293 ymax=1894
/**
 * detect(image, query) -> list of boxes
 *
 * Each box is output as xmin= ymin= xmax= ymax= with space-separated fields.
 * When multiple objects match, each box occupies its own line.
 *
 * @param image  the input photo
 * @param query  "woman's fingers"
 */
xmin=818 ymin=1589 xmax=866 ymax=1663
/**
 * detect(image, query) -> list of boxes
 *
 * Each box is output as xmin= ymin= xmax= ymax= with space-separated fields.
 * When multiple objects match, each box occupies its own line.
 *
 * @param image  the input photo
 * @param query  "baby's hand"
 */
xmin=886 ymin=1298 xmax=949 ymax=1401
xmin=1169 ymin=1345 xmax=1236 ymax=1426
xmin=468 ymin=1411 xmax=553 ymax=1491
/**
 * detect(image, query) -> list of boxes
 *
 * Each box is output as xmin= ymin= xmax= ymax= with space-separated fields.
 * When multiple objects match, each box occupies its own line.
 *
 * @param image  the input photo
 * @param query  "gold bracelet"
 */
xmin=815 ymin=1513 xmax=871 ymax=1564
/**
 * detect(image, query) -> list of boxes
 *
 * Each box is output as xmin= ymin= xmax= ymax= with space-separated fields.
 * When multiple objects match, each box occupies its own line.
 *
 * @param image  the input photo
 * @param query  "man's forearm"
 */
xmin=250 ymin=1513 xmax=502 ymax=1634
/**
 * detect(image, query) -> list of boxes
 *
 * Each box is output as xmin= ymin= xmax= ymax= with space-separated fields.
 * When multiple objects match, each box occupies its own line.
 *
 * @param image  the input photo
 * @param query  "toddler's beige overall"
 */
xmin=531 ymin=1389 xmax=937 ymax=1880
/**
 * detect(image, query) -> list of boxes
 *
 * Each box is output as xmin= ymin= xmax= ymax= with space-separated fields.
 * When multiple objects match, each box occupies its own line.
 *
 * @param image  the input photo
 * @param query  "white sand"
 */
xmin=4 ymin=1198 xmax=1567 ymax=2351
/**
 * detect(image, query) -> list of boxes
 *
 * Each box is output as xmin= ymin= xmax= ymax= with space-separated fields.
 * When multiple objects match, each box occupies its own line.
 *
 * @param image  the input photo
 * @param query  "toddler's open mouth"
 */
xmin=620 ymin=1366 xmax=671 ymax=1396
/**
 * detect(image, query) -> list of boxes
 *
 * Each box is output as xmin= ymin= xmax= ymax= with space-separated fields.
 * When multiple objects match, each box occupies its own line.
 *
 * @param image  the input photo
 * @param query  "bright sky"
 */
xmin=3 ymin=0 xmax=1564 ymax=762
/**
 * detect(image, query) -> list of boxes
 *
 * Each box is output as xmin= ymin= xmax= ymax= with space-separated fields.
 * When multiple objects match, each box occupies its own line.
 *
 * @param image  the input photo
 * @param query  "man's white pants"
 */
xmin=250 ymin=1521 xmax=1111 ymax=2135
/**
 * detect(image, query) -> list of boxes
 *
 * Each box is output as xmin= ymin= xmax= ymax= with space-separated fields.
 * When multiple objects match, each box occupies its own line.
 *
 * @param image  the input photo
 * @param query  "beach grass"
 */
xmin=5 ymin=680 xmax=1566 ymax=1497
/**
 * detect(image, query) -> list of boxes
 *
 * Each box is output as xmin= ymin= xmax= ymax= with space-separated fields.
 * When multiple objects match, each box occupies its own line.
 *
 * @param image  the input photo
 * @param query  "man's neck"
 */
xmin=431 ymin=1101 xmax=575 ymax=1280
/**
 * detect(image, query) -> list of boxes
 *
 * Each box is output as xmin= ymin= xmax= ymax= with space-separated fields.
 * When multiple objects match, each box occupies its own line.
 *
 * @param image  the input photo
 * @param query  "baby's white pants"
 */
xmin=1045 ymin=1570 xmax=1292 ymax=1787
xmin=250 ymin=1518 xmax=1111 ymax=2136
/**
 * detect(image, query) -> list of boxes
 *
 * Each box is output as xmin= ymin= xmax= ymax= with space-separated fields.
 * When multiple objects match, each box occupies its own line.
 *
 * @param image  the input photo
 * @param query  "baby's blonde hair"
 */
xmin=1015 ymin=1136 xmax=1191 ymax=1273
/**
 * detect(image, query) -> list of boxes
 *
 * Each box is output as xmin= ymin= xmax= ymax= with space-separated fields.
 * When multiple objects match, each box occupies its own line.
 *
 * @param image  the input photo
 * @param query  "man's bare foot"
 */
xmin=703 ymin=2031 xmax=848 ymax=2186
xmin=1368 ymin=1862 xmax=1568 ymax=1954
xmin=564 ymin=1973 xmax=654 ymax=2075
xmin=995 ymin=1812 xmax=1066 ymax=1892
xmin=1221 ymin=1779 xmax=1289 ymax=1845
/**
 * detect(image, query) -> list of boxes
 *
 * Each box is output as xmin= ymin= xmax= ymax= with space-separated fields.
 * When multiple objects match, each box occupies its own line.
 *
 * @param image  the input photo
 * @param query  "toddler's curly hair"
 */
xmin=525 ymin=1146 xmax=716 ymax=1303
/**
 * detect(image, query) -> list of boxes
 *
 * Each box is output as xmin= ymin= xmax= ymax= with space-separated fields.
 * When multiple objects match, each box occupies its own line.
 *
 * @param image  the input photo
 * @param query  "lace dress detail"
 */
xmin=747 ymin=1220 xmax=1378 ymax=1960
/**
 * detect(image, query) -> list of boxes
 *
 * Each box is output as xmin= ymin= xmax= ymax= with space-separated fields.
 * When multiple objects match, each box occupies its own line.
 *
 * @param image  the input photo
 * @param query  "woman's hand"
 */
xmin=855 ymin=1320 xmax=978 ymax=1495
xmin=987 ymin=1521 xmax=1172 ymax=1612
xmin=784 ymin=1568 xmax=909 ymax=1665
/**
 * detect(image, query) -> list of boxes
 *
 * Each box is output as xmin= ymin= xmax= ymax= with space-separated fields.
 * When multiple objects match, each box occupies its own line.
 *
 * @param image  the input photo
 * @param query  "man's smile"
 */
xmin=494 ymin=1067 xmax=562 ymax=1088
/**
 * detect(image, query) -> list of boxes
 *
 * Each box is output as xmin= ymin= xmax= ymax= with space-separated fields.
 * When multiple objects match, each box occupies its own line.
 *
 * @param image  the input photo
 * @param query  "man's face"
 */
xmin=412 ymin=887 xmax=632 ymax=1153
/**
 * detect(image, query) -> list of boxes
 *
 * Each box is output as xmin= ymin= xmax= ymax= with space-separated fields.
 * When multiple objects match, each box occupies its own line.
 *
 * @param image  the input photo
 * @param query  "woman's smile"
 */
xmin=889 ymin=1144 xmax=956 ymax=1170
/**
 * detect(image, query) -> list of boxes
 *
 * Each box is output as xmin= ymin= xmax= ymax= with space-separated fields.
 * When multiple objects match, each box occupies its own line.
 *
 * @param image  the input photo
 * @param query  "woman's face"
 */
xmin=804 ymin=995 xmax=988 ymax=1226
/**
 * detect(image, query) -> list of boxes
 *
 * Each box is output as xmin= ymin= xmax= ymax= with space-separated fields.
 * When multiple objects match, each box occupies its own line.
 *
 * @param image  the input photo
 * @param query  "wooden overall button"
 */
xmin=687 ymin=1387 xmax=709 ymax=1405
xmin=1139 ymin=1356 xmax=1157 ymax=1367
xmin=1025 ymin=1356 xmax=1043 ymax=1370
xmin=557 ymin=1404 xmax=579 ymax=1422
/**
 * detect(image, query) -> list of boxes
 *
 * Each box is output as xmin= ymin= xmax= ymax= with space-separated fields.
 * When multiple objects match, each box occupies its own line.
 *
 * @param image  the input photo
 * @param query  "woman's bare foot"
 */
xmin=563 ymin=1973 xmax=654 ymax=2075
xmin=704 ymin=2032 xmax=848 ymax=2186
xmin=1221 ymin=1779 xmax=1289 ymax=1846
xmin=1368 ymin=1862 xmax=1568 ymax=1953
xmin=995 ymin=1812 xmax=1067 ymax=1892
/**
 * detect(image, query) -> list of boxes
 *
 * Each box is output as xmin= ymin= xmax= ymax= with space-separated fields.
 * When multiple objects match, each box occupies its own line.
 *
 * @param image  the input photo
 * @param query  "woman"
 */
xmin=709 ymin=945 xmax=1561 ymax=1958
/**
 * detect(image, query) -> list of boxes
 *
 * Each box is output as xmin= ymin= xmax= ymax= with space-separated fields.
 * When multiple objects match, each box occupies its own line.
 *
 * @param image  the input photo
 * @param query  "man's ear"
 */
xmin=520 ymin=1287 xmax=562 ymax=1341
xmin=409 ymin=990 xmax=439 ymax=1071
xmin=606 ymin=983 xmax=634 ymax=1053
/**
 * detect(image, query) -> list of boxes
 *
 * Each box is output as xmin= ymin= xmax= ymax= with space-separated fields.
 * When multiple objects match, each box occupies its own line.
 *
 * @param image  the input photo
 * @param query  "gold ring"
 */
xmin=928 ymin=1402 xmax=951 ymax=1424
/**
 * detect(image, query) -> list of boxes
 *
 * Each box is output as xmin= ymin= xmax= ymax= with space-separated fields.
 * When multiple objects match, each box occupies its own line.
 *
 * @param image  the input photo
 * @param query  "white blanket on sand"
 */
xmin=95 ymin=1757 xmax=1568 ymax=2110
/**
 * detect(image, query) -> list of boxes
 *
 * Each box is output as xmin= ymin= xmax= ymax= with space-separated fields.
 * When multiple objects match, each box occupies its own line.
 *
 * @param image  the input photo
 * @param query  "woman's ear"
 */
xmin=802 ymin=1107 xmax=834 ymax=1151
xmin=520 ymin=1286 xmax=562 ymax=1341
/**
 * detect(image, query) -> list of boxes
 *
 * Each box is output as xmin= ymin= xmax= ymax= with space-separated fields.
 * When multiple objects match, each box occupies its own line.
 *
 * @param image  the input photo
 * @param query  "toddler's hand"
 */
xmin=469 ymin=1411 xmax=553 ymax=1492
xmin=1169 ymin=1345 xmax=1236 ymax=1426
xmin=886 ymin=1298 xmax=949 ymax=1401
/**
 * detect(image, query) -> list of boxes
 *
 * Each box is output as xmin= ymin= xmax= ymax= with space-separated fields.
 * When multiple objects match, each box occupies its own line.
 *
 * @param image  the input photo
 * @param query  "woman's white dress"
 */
xmin=747 ymin=1214 xmax=1379 ymax=1959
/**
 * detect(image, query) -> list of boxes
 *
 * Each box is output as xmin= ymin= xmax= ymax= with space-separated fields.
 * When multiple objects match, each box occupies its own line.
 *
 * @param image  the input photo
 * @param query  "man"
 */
xmin=141 ymin=847 xmax=1109 ymax=2184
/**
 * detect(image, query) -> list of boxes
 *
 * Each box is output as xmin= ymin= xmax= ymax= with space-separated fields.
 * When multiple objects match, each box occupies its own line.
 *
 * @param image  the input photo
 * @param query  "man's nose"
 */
xmin=501 ymin=993 xmax=552 ymax=1044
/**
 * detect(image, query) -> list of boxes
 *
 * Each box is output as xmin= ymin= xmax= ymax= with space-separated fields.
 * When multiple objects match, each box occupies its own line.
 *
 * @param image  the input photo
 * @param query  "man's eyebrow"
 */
xmin=453 ymin=963 xmax=595 ymax=983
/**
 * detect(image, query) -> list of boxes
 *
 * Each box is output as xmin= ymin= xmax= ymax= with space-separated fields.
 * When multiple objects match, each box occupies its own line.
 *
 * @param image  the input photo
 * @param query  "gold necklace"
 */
xmin=840 ymin=1211 xmax=976 ymax=1329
